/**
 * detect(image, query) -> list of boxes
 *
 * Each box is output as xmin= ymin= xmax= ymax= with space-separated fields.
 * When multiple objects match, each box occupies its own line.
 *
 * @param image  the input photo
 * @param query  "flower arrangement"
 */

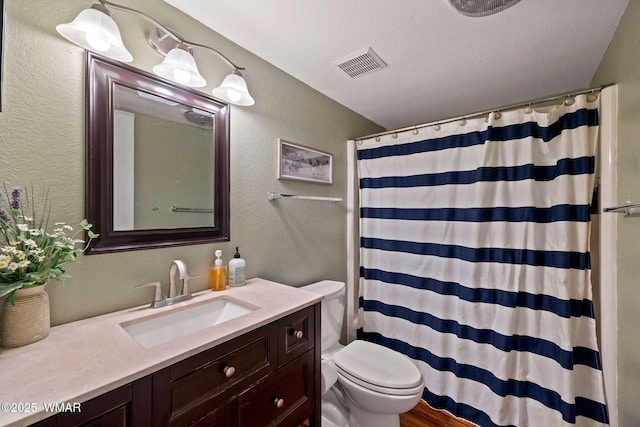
xmin=0 ymin=185 xmax=98 ymax=303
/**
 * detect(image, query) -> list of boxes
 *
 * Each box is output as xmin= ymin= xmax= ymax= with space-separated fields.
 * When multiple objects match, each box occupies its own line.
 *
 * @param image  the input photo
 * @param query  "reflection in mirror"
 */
xmin=86 ymin=52 xmax=230 ymax=254
xmin=112 ymin=85 xmax=215 ymax=231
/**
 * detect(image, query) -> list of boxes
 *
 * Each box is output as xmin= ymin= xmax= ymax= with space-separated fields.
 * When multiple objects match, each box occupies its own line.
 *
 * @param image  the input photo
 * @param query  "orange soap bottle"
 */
xmin=209 ymin=249 xmax=227 ymax=291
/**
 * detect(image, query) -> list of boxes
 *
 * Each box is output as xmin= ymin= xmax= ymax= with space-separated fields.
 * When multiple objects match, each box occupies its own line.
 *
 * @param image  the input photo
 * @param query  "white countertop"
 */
xmin=0 ymin=278 xmax=322 ymax=427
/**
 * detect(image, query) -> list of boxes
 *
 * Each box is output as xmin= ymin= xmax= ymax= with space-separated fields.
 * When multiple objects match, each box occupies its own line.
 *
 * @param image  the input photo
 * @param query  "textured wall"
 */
xmin=591 ymin=1 xmax=640 ymax=425
xmin=0 ymin=0 xmax=383 ymax=325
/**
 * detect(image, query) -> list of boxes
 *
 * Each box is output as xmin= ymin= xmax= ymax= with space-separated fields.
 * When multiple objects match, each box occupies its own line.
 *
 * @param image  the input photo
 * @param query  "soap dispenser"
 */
xmin=209 ymin=249 xmax=227 ymax=291
xmin=228 ymin=246 xmax=246 ymax=287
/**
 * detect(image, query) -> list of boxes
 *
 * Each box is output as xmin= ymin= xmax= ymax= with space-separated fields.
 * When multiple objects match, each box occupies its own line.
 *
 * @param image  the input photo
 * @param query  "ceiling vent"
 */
xmin=448 ymin=0 xmax=521 ymax=17
xmin=335 ymin=48 xmax=387 ymax=79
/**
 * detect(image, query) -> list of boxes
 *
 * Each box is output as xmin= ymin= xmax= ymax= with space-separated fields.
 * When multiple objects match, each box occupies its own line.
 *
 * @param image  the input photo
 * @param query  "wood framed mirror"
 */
xmin=85 ymin=52 xmax=230 ymax=254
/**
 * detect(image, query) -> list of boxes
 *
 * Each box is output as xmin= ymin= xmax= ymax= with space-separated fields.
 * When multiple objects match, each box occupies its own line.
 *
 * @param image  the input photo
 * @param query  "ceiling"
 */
xmin=163 ymin=0 xmax=629 ymax=131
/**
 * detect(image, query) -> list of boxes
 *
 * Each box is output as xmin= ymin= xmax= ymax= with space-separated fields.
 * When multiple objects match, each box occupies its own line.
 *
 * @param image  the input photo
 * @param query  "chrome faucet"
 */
xmin=135 ymin=260 xmax=195 ymax=308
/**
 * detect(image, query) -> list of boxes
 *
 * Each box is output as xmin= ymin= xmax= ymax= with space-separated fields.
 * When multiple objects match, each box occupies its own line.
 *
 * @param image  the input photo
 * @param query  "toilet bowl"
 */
xmin=334 ymin=340 xmax=424 ymax=427
xmin=321 ymin=399 xmax=348 ymax=427
xmin=301 ymin=280 xmax=424 ymax=427
xmin=321 ymin=359 xmax=349 ymax=426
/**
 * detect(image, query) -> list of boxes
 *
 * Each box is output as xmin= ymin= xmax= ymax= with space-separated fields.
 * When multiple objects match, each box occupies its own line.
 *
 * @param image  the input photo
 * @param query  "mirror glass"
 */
xmin=112 ymin=84 xmax=215 ymax=231
xmin=86 ymin=53 xmax=230 ymax=254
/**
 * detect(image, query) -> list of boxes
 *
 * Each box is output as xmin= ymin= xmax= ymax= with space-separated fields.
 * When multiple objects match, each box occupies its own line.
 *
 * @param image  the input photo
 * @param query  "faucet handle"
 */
xmin=135 ymin=281 xmax=163 ymax=305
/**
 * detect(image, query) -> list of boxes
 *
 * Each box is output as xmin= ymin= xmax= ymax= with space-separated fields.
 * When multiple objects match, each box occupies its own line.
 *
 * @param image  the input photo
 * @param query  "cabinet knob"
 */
xmin=273 ymin=397 xmax=285 ymax=409
xmin=222 ymin=365 xmax=236 ymax=378
xmin=289 ymin=328 xmax=303 ymax=339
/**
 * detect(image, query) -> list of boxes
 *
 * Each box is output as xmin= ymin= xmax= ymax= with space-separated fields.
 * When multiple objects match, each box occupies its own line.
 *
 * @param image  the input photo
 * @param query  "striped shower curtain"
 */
xmin=357 ymin=94 xmax=609 ymax=427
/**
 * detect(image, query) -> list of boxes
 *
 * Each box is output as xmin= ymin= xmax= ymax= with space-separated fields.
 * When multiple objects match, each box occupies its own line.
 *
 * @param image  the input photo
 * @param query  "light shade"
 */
xmin=212 ymin=71 xmax=255 ymax=106
xmin=56 ymin=7 xmax=133 ymax=62
xmin=152 ymin=47 xmax=207 ymax=88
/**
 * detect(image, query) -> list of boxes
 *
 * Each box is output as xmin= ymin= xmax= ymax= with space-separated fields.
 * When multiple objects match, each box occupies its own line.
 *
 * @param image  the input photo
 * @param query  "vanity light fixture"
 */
xmin=56 ymin=0 xmax=255 ymax=106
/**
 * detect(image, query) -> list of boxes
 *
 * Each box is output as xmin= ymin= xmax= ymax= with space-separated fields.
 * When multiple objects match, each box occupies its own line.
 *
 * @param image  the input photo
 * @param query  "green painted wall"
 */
xmin=0 ymin=0 xmax=383 ymax=325
xmin=592 ymin=1 xmax=640 ymax=425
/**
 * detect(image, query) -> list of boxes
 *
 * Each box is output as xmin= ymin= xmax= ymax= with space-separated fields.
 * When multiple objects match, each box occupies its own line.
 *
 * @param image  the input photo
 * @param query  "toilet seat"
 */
xmin=334 ymin=340 xmax=424 ymax=396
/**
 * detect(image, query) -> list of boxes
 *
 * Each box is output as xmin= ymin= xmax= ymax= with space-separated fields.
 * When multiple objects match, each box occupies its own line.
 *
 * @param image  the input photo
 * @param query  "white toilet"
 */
xmin=302 ymin=280 xmax=424 ymax=427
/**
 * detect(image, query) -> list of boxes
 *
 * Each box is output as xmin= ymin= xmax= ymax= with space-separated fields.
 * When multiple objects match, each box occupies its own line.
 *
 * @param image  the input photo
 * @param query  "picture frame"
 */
xmin=277 ymin=138 xmax=333 ymax=184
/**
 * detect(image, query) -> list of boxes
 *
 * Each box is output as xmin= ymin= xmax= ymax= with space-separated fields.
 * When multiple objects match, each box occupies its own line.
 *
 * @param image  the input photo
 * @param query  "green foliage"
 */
xmin=0 ymin=184 xmax=99 ymax=301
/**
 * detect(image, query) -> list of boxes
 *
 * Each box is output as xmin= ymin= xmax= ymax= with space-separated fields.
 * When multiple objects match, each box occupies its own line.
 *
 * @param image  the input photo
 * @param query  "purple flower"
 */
xmin=11 ymin=188 xmax=22 ymax=210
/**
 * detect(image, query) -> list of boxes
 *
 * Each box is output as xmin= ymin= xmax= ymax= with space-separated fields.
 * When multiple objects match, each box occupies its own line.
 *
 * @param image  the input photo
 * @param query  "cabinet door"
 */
xmin=237 ymin=350 xmax=314 ymax=427
xmin=34 ymin=376 xmax=152 ymax=427
xmin=278 ymin=306 xmax=315 ymax=366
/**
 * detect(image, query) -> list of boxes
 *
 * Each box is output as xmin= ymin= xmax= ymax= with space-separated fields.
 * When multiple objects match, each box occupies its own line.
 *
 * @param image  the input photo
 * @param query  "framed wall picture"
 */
xmin=277 ymin=138 xmax=333 ymax=184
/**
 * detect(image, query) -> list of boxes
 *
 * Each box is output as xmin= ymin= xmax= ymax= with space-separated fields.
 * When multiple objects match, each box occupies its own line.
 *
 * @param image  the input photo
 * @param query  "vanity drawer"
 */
xmin=278 ymin=305 xmax=315 ymax=366
xmin=237 ymin=350 xmax=314 ymax=427
xmin=162 ymin=322 xmax=278 ymax=426
xmin=178 ymin=400 xmax=230 ymax=427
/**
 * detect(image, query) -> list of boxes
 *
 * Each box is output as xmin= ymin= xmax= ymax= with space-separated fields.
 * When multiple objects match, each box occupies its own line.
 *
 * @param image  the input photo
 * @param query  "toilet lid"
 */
xmin=334 ymin=340 xmax=423 ymax=392
xmin=302 ymin=280 xmax=345 ymax=299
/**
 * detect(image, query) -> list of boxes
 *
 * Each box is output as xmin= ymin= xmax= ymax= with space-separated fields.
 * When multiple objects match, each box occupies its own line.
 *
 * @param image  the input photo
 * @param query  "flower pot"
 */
xmin=1 ymin=284 xmax=50 ymax=348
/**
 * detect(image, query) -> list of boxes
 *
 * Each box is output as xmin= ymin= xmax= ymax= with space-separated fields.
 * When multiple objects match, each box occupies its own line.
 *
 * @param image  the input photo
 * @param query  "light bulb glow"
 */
xmin=85 ymin=31 xmax=111 ymax=52
xmin=172 ymin=68 xmax=191 ymax=84
xmin=225 ymin=89 xmax=242 ymax=103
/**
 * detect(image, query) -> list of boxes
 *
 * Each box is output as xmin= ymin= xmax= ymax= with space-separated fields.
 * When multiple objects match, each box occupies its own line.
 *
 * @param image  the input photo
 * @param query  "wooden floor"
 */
xmin=302 ymin=400 xmax=475 ymax=427
xmin=400 ymin=400 xmax=475 ymax=427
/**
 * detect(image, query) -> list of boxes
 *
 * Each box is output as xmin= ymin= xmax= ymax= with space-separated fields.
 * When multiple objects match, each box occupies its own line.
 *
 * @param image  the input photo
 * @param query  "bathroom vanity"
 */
xmin=0 ymin=279 xmax=322 ymax=427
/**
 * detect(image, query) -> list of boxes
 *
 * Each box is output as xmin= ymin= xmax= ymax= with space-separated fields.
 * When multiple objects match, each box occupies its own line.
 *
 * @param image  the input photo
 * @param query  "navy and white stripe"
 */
xmin=357 ymin=96 xmax=609 ymax=426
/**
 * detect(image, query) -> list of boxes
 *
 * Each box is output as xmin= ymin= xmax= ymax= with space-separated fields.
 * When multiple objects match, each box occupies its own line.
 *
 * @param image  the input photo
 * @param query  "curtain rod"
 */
xmin=354 ymin=83 xmax=615 ymax=142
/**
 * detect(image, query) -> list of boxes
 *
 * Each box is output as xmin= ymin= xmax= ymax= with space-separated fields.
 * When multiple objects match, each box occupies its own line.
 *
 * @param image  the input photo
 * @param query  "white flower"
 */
xmin=1 ymin=246 xmax=14 ymax=253
xmin=23 ymin=239 xmax=38 ymax=248
xmin=0 ymin=255 xmax=9 ymax=263
xmin=8 ymin=262 xmax=19 ymax=271
xmin=18 ymin=260 xmax=30 ymax=268
xmin=17 ymin=224 xmax=29 ymax=232
xmin=63 ymin=225 xmax=73 ymax=231
xmin=0 ymin=260 xmax=8 ymax=269
xmin=29 ymin=229 xmax=42 ymax=236
xmin=15 ymin=250 xmax=26 ymax=260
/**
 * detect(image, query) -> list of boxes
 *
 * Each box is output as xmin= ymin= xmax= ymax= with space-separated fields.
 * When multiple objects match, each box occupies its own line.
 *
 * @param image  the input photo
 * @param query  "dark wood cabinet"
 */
xmin=34 ymin=303 xmax=320 ymax=427
xmin=31 ymin=376 xmax=153 ymax=427
xmin=238 ymin=350 xmax=314 ymax=427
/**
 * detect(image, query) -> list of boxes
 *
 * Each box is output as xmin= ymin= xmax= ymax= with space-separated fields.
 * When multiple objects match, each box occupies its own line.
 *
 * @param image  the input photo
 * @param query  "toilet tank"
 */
xmin=301 ymin=280 xmax=345 ymax=352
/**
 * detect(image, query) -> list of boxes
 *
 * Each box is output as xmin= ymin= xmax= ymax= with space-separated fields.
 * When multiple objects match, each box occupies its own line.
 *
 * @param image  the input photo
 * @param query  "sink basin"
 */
xmin=121 ymin=297 xmax=257 ymax=349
